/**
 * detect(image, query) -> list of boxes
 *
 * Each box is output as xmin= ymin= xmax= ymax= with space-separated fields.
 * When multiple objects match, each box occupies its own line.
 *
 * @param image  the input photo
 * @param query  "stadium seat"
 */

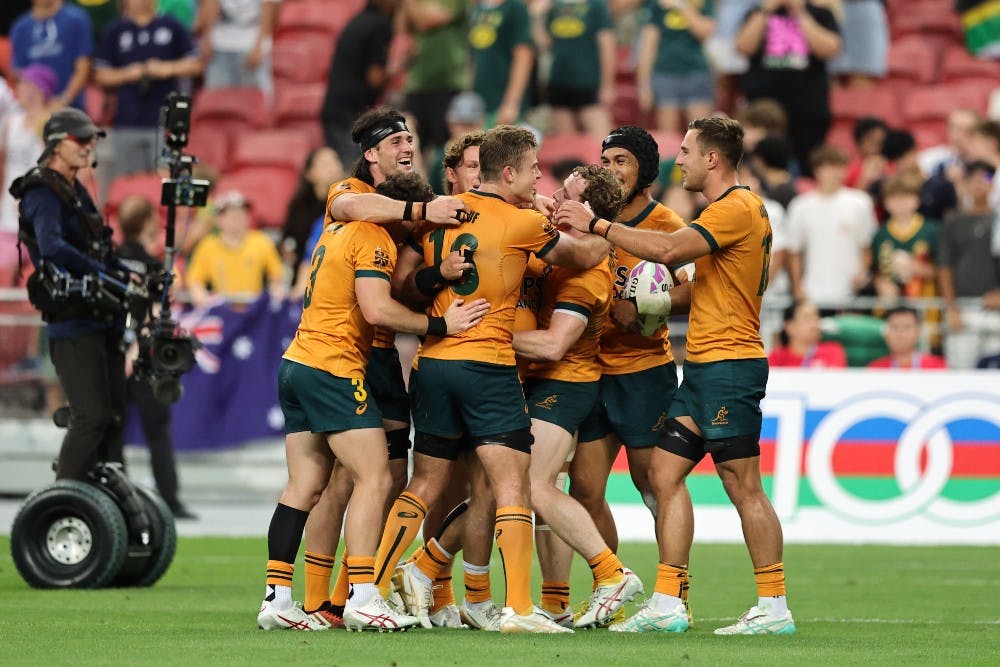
xmin=215 ymin=168 xmax=297 ymax=229
xmin=611 ymin=84 xmax=641 ymax=127
xmin=0 ymin=37 xmax=9 ymax=81
xmin=912 ymin=123 xmax=948 ymax=150
xmin=229 ymin=128 xmax=313 ymax=173
xmin=538 ymin=133 xmax=604 ymax=170
xmin=275 ymin=1 xmax=351 ymax=41
xmin=890 ymin=1 xmax=962 ymax=41
xmin=940 ymin=46 xmax=1000 ymax=84
xmin=903 ymin=82 xmax=991 ymax=125
xmin=886 ymin=36 xmax=940 ymax=84
xmin=830 ymin=85 xmax=900 ymax=126
xmin=272 ymin=35 xmax=335 ymax=85
xmin=187 ymin=126 xmax=231 ymax=173
xmin=273 ymin=83 xmax=325 ymax=125
xmin=825 ymin=122 xmax=855 ymax=154
xmin=191 ymin=88 xmax=270 ymax=138
xmin=105 ymin=172 xmax=165 ymax=221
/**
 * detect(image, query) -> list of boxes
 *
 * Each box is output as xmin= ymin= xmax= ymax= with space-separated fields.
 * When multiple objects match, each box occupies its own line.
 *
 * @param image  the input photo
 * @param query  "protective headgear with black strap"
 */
xmin=602 ymin=126 xmax=661 ymax=200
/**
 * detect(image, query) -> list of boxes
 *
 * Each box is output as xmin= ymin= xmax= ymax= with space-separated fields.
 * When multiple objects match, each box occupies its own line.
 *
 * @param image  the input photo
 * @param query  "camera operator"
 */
xmin=11 ymin=107 xmax=131 ymax=481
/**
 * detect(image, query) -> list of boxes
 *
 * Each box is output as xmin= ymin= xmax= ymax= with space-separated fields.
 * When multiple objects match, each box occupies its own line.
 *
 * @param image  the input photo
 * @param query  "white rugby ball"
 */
xmin=625 ymin=261 xmax=674 ymax=336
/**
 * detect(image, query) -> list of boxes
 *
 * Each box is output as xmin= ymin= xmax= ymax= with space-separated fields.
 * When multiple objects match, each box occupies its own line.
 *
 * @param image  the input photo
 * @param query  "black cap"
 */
xmin=38 ymin=108 xmax=106 ymax=164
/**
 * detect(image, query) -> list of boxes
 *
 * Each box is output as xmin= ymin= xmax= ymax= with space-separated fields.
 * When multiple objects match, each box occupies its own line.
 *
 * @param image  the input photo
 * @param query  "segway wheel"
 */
xmin=112 ymin=486 xmax=177 ymax=587
xmin=10 ymin=480 xmax=129 ymax=589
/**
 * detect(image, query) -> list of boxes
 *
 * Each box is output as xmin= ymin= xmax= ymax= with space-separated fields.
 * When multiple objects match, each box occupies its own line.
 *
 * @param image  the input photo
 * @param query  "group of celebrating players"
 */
xmin=255 ymin=105 xmax=796 ymax=637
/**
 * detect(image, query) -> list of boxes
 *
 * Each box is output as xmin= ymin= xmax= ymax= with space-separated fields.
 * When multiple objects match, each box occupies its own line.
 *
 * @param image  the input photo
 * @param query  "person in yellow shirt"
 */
xmin=513 ymin=164 xmax=645 ymax=628
xmin=256 ymin=173 xmax=489 ymax=633
xmin=556 ymin=117 xmax=793 ymax=636
xmin=185 ymin=190 xmax=287 ymax=310
xmin=569 ymin=126 xmax=691 ymax=565
xmin=374 ymin=124 xmax=610 ymax=634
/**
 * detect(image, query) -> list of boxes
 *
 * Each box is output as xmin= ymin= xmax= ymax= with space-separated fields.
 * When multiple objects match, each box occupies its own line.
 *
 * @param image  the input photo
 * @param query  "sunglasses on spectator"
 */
xmin=65 ymin=135 xmax=97 ymax=145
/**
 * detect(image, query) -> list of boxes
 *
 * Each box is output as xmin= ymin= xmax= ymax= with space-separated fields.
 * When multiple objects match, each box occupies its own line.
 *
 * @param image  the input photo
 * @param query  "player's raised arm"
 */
xmin=330 ymin=192 xmax=468 ymax=227
xmin=356 ymin=276 xmax=488 ymax=336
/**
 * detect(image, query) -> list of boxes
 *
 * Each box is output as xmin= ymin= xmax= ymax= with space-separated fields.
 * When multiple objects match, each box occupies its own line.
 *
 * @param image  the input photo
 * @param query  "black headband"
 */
xmin=359 ymin=120 xmax=410 ymax=151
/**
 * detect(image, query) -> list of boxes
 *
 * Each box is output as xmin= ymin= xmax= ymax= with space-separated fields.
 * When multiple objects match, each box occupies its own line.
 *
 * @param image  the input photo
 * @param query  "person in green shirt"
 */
xmin=871 ymin=173 xmax=940 ymax=302
xmin=530 ymin=0 xmax=614 ymax=137
xmin=469 ymin=0 xmax=534 ymax=126
xmin=636 ymin=0 xmax=715 ymax=134
xmin=158 ymin=0 xmax=194 ymax=29
xmin=403 ymin=0 xmax=470 ymax=155
xmin=71 ymin=0 xmax=118 ymax=44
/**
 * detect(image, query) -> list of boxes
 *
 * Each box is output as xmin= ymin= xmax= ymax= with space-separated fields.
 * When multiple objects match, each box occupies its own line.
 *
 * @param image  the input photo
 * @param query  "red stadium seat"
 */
xmin=272 ymin=35 xmax=335 ymax=85
xmin=187 ymin=125 xmax=231 ymax=173
xmin=105 ymin=172 xmax=164 ymax=221
xmin=940 ymin=46 xmax=1000 ymax=84
xmin=886 ymin=36 xmax=940 ymax=84
xmin=215 ymin=168 xmax=297 ymax=229
xmin=830 ymin=85 xmax=900 ymax=126
xmin=903 ymin=83 xmax=991 ymax=124
xmin=229 ymin=128 xmax=313 ymax=172
xmin=890 ymin=0 xmax=962 ymax=41
xmin=825 ymin=122 xmax=856 ymax=154
xmin=273 ymin=83 xmax=325 ymax=125
xmin=648 ymin=130 xmax=682 ymax=160
xmin=0 ymin=37 xmax=9 ymax=81
xmin=912 ymin=123 xmax=948 ymax=150
xmin=275 ymin=1 xmax=351 ymax=41
xmin=538 ymin=133 xmax=604 ymax=170
xmin=191 ymin=88 xmax=270 ymax=138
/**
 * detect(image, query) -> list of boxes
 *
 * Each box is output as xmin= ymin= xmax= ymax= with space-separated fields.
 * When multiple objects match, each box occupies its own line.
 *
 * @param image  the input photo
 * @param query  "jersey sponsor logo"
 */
xmin=356 ymin=402 xmax=368 ymax=415
xmin=336 ymin=181 xmax=352 ymax=191
xmin=397 ymin=510 xmax=419 ymax=519
xmin=711 ymin=406 xmax=730 ymax=427
xmin=535 ymin=395 xmax=558 ymax=410
xmin=373 ymin=247 xmax=391 ymax=269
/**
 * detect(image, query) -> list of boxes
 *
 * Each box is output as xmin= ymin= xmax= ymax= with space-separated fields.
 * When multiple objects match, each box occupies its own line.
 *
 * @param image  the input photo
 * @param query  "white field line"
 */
xmin=695 ymin=617 xmax=1000 ymax=625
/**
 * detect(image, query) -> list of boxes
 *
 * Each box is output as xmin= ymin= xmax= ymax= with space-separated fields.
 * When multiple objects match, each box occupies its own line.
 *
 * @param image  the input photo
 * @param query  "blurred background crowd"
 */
xmin=0 ymin=0 xmax=999 ymax=393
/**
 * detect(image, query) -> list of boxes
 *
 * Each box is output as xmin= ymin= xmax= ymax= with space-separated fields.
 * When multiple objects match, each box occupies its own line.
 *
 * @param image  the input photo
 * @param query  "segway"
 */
xmin=10 ymin=413 xmax=177 ymax=589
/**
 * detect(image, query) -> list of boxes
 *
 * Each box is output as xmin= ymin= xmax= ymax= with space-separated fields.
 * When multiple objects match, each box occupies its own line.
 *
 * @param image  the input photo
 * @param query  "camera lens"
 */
xmin=151 ymin=375 xmax=184 ymax=404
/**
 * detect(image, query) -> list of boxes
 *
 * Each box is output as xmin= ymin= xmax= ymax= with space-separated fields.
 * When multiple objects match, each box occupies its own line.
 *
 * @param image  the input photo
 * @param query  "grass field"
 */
xmin=2 ymin=538 xmax=998 ymax=666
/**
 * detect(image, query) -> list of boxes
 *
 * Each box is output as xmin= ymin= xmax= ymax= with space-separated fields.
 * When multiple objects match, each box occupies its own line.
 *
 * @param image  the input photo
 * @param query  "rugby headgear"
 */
xmin=602 ymin=126 xmax=660 ymax=193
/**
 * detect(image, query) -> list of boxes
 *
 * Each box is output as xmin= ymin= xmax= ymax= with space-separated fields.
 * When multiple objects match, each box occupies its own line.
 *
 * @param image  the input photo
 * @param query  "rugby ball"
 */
xmin=625 ymin=261 xmax=674 ymax=336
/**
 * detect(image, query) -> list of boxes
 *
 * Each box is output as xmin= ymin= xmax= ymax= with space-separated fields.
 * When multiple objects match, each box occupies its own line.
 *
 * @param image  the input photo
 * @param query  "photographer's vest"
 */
xmin=9 ymin=167 xmax=116 ymax=320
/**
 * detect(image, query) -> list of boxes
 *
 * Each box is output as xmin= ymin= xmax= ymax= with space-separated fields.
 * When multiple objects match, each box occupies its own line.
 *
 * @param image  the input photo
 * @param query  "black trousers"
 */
xmin=50 ymin=330 xmax=127 ymax=480
xmin=126 ymin=375 xmax=180 ymax=508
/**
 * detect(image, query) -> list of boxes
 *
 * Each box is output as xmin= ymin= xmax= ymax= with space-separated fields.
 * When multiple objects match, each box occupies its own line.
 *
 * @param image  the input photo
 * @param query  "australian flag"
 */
xmin=125 ymin=295 xmax=301 ymax=451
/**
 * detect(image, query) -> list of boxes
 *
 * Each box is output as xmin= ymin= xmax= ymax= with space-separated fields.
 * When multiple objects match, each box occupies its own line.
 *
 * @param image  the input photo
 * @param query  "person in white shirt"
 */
xmin=197 ymin=0 xmax=278 ymax=101
xmin=786 ymin=144 xmax=877 ymax=307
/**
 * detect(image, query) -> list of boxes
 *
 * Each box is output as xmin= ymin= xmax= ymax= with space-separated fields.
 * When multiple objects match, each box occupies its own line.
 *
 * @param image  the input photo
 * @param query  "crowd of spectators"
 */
xmin=0 ymin=0 xmax=999 ymax=374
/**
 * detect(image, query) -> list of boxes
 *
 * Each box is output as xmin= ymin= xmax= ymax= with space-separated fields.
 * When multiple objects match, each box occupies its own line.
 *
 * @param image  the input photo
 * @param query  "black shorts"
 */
xmin=546 ymin=85 xmax=598 ymax=111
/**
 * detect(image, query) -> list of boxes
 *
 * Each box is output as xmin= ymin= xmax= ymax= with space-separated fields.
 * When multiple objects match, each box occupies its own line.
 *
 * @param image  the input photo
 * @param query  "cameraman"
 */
xmin=12 ymin=107 xmax=129 ymax=481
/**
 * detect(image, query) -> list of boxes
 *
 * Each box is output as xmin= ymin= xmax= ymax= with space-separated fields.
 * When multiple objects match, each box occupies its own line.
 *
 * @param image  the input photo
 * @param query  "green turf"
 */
xmin=2 ymin=538 xmax=998 ymax=666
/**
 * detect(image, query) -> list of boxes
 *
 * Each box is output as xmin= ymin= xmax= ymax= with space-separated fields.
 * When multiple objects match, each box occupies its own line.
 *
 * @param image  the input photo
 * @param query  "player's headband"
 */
xmin=359 ymin=120 xmax=410 ymax=151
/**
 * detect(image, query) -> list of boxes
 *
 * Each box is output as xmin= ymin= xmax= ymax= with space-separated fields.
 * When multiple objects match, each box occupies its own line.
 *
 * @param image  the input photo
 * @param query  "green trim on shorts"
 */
xmin=524 ymin=377 xmax=599 ymax=435
xmin=667 ymin=358 xmax=768 ymax=440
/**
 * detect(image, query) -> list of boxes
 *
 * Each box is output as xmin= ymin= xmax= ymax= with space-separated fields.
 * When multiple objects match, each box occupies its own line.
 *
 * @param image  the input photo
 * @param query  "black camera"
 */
xmin=159 ymin=93 xmax=209 ymax=208
xmin=161 ymin=92 xmax=192 ymax=151
xmin=132 ymin=325 xmax=198 ymax=404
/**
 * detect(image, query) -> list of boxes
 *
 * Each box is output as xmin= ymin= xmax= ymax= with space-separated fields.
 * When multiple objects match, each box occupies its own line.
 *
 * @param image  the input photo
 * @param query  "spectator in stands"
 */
xmin=705 ymin=0 xmax=757 ymax=115
xmin=918 ymin=108 xmax=981 ymax=185
xmin=402 ymin=0 xmax=470 ymax=157
xmin=867 ymin=305 xmax=946 ymax=369
xmin=749 ymin=135 xmax=797 ymax=208
xmin=280 ymin=146 xmax=344 ymax=272
xmin=876 ymin=128 xmax=957 ymax=224
xmin=844 ymin=116 xmax=887 ymax=191
xmin=635 ymin=0 xmax=715 ymax=135
xmin=532 ymin=0 xmax=614 ymax=137
xmin=320 ymin=0 xmax=398 ymax=164
xmin=937 ymin=160 xmax=1000 ymax=369
xmin=197 ymin=0 xmax=278 ymax=100
xmin=93 ymin=0 xmax=202 ymax=180
xmin=70 ymin=0 xmax=118 ymax=46
xmin=735 ymin=0 xmax=841 ymax=177
xmin=871 ymin=173 xmax=939 ymax=301
xmin=787 ymin=144 xmax=877 ymax=306
xmin=117 ymin=194 xmax=197 ymax=519
xmin=736 ymin=97 xmax=788 ymax=153
xmin=469 ymin=0 xmax=534 ymax=126
xmin=968 ymin=119 xmax=1000 ymax=210
xmin=768 ymin=299 xmax=848 ymax=367
xmin=0 ymin=64 xmax=57 ymax=241
xmin=828 ymin=0 xmax=887 ymax=88
xmin=428 ymin=91 xmax=486 ymax=194
xmin=956 ymin=0 xmax=1000 ymax=59
xmin=186 ymin=189 xmax=288 ymax=310
xmin=157 ymin=0 xmax=194 ymax=29
xmin=10 ymin=0 xmax=94 ymax=109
